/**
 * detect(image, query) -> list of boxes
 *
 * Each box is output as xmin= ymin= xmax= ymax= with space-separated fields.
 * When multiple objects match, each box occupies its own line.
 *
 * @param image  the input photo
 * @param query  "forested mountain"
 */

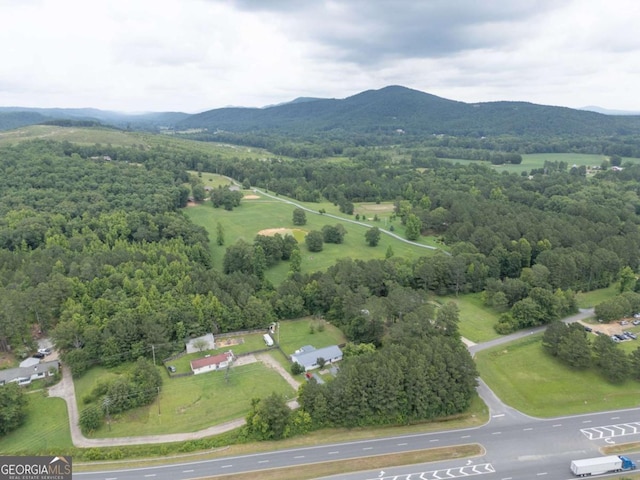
xmin=5 ymin=86 xmax=640 ymax=146
xmin=177 ymin=85 xmax=640 ymax=139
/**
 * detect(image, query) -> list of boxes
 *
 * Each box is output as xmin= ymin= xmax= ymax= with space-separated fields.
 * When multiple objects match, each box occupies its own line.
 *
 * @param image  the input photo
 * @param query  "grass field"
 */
xmin=475 ymin=333 xmax=640 ymax=417
xmin=437 ymin=293 xmax=502 ymax=343
xmin=185 ymin=191 xmax=441 ymax=284
xmin=76 ymin=363 xmax=295 ymax=438
xmin=443 ymin=153 xmax=640 ymax=174
xmin=0 ymin=393 xmax=71 ymax=454
xmin=576 ymin=285 xmax=619 ymax=309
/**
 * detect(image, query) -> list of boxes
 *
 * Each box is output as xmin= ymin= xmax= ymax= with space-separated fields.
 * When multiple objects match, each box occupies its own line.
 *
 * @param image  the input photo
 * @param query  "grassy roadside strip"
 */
xmin=73 ymin=395 xmax=488 ymax=469
xmin=173 ymin=444 xmax=484 ymax=480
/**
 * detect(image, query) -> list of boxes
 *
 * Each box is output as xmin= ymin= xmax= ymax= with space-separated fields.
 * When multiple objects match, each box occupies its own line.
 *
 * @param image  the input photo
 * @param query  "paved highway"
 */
xmin=75 ymin=377 xmax=640 ymax=480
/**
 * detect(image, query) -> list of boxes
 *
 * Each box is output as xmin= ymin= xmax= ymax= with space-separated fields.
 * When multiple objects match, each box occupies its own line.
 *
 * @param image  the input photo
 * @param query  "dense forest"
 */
xmin=3 ymin=138 xmax=640 ymax=365
xmin=3 ymin=129 xmax=640 ymax=436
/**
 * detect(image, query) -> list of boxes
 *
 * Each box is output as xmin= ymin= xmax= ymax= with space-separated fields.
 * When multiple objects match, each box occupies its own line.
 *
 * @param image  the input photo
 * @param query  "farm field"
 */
xmin=475 ymin=334 xmax=640 ymax=417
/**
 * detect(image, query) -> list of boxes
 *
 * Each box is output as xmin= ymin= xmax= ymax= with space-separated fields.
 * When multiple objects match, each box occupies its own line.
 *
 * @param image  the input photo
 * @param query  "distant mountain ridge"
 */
xmin=176 ymin=85 xmax=640 ymax=138
xmin=3 ymin=86 xmax=640 ymax=138
xmin=0 ymin=106 xmax=189 ymax=131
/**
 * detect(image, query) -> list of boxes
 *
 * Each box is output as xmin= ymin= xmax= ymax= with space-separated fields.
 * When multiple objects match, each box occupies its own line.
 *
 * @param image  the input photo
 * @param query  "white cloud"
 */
xmin=0 ymin=0 xmax=638 ymax=111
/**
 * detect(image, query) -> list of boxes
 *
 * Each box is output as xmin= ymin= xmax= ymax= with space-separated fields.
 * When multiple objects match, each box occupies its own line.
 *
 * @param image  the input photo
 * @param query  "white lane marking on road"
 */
xmin=258 ymin=460 xmax=269 ymax=463
xmin=294 ymin=455 xmax=305 ymax=459
xmin=552 ymin=424 xmax=562 ymax=427
xmin=328 ymin=451 xmax=339 ymax=455
xmin=363 ymin=447 xmax=373 ymax=450
xmin=144 ymin=475 xmax=156 ymax=477
xmin=492 ymin=431 xmax=502 ymax=435
xmin=582 ymin=420 xmax=592 ymax=423
xmin=523 ymin=428 xmax=533 ymax=431
xmin=461 ymin=435 xmax=471 ymax=438
xmin=182 ymin=470 xmax=194 ymax=473
xmin=492 ymin=414 xmax=505 ymax=418
xmin=397 ymin=442 xmax=408 ymax=446
xmin=429 ymin=439 xmax=439 ymax=442
xmin=612 ymin=416 xmax=620 ymax=420
xmin=220 ymin=465 xmax=233 ymax=468
xmin=536 ymin=473 xmax=548 ymax=476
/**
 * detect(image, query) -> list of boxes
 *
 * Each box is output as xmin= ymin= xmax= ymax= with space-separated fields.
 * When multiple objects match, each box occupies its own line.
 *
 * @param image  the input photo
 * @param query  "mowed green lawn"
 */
xmin=277 ymin=317 xmax=347 ymax=356
xmin=475 ymin=334 xmax=640 ymax=417
xmin=185 ymin=192 xmax=440 ymax=284
xmin=0 ymin=393 xmax=72 ymax=454
xmin=437 ymin=293 xmax=502 ymax=343
xmin=77 ymin=363 xmax=295 ymax=438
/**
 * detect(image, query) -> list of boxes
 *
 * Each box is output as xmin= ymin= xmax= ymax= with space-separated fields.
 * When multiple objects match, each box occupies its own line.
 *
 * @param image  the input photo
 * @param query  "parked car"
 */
xmin=633 ymin=319 xmax=640 ymax=326
xmin=32 ymin=352 xmax=45 ymax=359
xmin=584 ymin=326 xmax=593 ymax=332
xmin=615 ymin=334 xmax=627 ymax=341
xmin=38 ymin=348 xmax=51 ymax=355
xmin=611 ymin=335 xmax=621 ymax=342
xmin=628 ymin=332 xmax=638 ymax=340
xmin=620 ymin=320 xmax=629 ymax=326
xmin=167 ymin=365 xmax=176 ymax=373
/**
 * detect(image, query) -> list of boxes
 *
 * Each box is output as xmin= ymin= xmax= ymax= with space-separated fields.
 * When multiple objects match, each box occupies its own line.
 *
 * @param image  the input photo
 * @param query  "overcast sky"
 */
xmin=1 ymin=0 xmax=638 ymax=113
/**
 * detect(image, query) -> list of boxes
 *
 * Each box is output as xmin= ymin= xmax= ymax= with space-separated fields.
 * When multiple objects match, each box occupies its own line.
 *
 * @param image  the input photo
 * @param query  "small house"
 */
xmin=0 ymin=360 xmax=60 ymax=387
xmin=291 ymin=345 xmax=342 ymax=372
xmin=190 ymin=351 xmax=234 ymax=375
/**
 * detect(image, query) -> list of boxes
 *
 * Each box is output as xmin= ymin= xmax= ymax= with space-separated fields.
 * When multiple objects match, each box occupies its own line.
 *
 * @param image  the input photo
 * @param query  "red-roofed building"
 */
xmin=190 ymin=351 xmax=234 ymax=375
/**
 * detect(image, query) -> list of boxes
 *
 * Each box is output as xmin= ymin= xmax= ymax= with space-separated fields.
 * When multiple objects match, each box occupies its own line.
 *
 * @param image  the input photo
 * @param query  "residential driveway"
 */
xmin=256 ymin=352 xmax=301 ymax=391
xmin=49 ymin=353 xmax=300 ymax=447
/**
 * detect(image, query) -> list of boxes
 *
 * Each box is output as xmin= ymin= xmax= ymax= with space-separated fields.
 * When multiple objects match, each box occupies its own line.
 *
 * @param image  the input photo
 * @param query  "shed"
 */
xmin=186 ymin=333 xmax=216 ymax=354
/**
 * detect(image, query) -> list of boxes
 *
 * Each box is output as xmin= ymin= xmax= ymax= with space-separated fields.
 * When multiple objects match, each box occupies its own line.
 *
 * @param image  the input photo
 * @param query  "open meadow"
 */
xmin=185 ymin=189 xmax=442 ymax=284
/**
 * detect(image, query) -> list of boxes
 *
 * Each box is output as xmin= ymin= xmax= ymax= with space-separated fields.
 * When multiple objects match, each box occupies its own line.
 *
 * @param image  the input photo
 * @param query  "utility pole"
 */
xmin=103 ymin=397 xmax=111 ymax=431
xmin=157 ymin=386 xmax=161 ymax=415
xmin=151 ymin=344 xmax=156 ymax=366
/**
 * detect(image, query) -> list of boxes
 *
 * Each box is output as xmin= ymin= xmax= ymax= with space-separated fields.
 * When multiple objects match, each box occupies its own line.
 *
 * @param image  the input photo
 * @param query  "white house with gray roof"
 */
xmin=291 ymin=345 xmax=342 ymax=372
xmin=0 ymin=360 xmax=59 ymax=386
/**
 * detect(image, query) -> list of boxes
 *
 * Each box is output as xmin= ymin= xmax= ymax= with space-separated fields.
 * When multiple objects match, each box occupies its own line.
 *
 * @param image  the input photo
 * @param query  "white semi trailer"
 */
xmin=570 ymin=455 xmax=636 ymax=476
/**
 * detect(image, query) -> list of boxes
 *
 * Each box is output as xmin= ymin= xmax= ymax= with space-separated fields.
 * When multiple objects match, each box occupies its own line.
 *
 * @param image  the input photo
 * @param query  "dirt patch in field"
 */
xmin=243 ymin=194 xmax=260 ymax=200
xmin=579 ymin=319 xmax=636 ymax=335
xmin=258 ymin=227 xmax=294 ymax=236
xmin=217 ymin=337 xmax=243 ymax=348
